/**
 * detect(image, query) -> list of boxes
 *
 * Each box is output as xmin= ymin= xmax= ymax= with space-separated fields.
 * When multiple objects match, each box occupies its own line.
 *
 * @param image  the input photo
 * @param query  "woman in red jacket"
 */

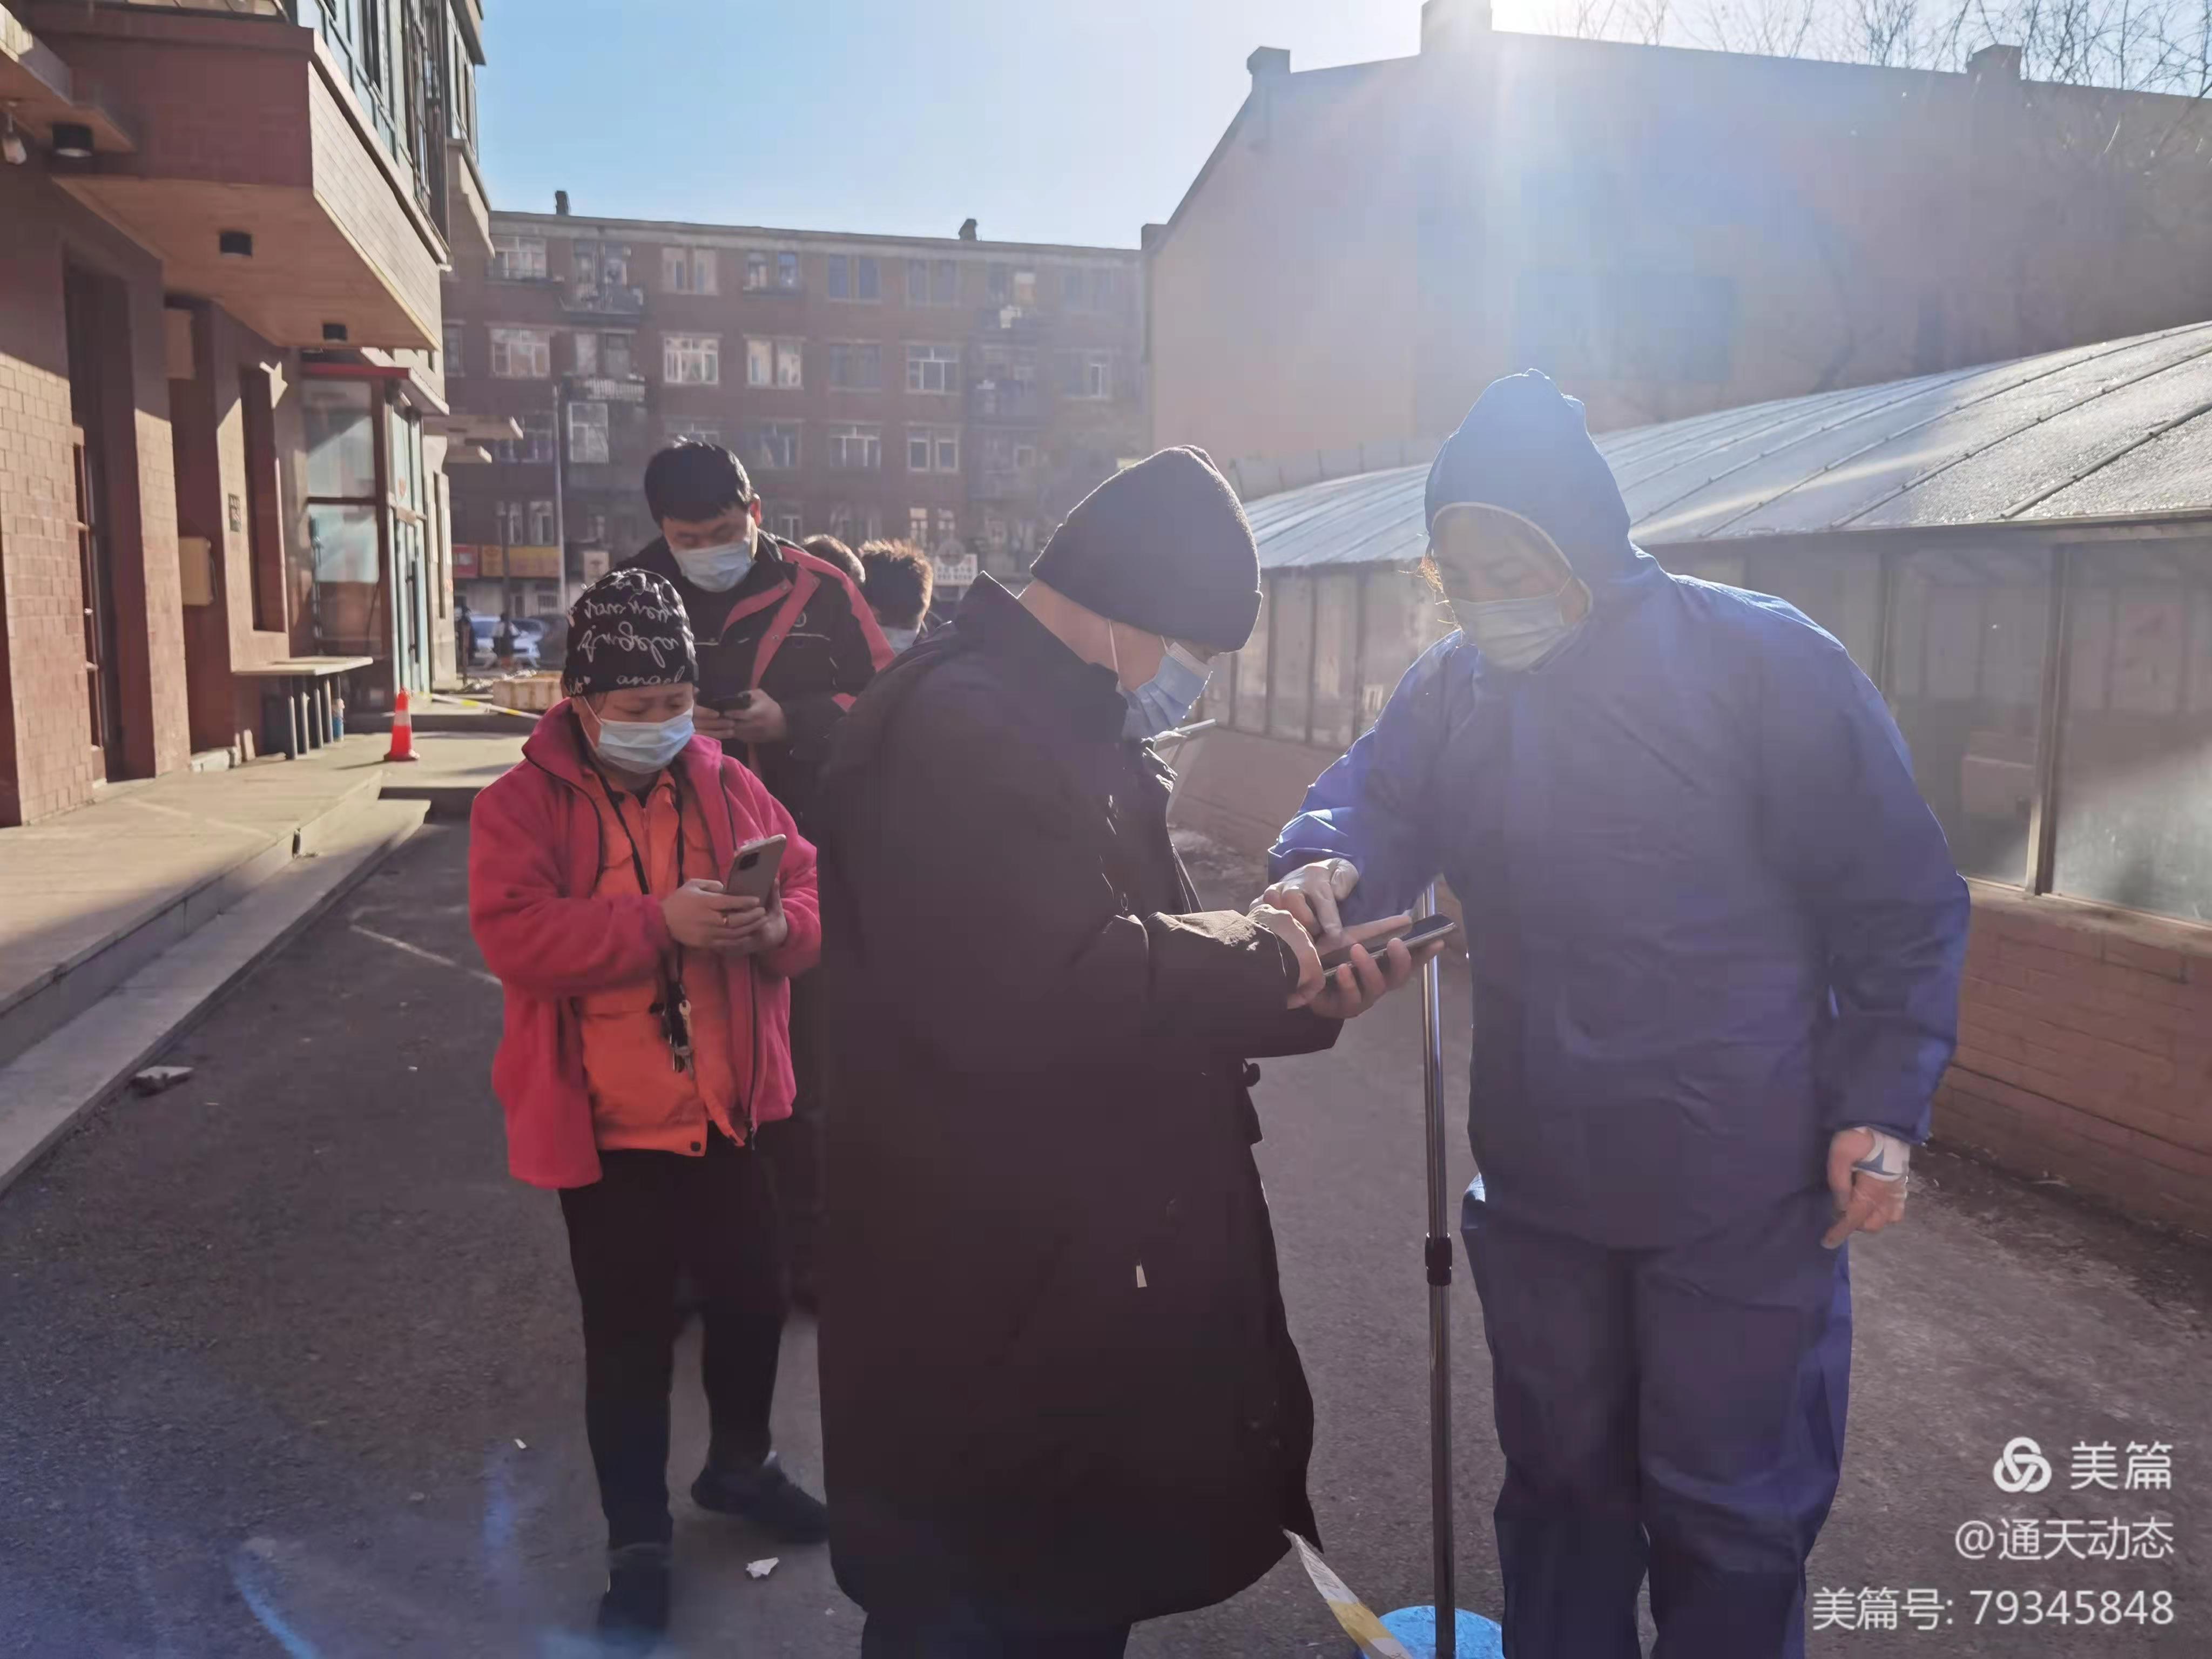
xmin=469 ymin=568 xmax=828 ymax=1647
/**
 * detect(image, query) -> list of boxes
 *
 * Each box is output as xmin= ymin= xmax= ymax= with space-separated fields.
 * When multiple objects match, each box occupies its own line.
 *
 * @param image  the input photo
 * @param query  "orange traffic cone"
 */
xmin=385 ymin=688 xmax=419 ymax=763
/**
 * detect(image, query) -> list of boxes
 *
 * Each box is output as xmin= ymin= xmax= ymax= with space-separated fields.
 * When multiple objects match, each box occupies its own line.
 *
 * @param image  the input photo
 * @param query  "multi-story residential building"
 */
xmin=0 ymin=0 xmax=494 ymax=825
xmin=1147 ymin=0 xmax=2212 ymax=466
xmin=441 ymin=207 xmax=1144 ymax=621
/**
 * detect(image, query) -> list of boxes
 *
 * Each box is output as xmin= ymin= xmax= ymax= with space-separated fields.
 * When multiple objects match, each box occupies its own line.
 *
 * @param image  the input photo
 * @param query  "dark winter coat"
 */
xmin=815 ymin=575 xmax=1331 ymax=1634
xmin=619 ymin=535 xmax=891 ymax=834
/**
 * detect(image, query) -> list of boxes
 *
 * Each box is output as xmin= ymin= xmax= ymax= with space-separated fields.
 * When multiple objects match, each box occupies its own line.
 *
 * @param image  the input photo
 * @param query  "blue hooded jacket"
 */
xmin=1272 ymin=373 xmax=1970 ymax=1249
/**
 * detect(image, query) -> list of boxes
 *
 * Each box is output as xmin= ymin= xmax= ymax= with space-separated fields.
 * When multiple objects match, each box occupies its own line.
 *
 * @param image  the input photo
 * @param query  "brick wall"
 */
xmin=309 ymin=72 xmax=444 ymax=346
xmin=1941 ymin=887 xmax=2212 ymax=1236
xmin=0 ymin=169 xmax=176 ymax=822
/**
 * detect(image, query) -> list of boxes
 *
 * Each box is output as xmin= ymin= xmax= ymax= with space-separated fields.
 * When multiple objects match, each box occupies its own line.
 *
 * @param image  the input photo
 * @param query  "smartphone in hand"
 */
xmin=1318 ymin=913 xmax=1459 ymax=970
xmin=723 ymin=834 xmax=786 ymax=901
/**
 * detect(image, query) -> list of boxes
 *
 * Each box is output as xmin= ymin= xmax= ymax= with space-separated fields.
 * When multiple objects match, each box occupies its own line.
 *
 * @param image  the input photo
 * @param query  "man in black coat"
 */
xmin=621 ymin=441 xmax=893 ymax=1303
xmin=815 ymin=448 xmax=1435 ymax=1658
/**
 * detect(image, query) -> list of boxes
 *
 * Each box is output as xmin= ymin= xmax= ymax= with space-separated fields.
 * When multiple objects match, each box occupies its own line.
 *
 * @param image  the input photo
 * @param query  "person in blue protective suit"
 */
xmin=1264 ymin=371 xmax=1969 ymax=1659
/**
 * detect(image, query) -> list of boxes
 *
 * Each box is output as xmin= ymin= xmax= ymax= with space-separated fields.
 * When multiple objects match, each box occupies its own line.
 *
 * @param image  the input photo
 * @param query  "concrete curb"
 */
xmin=0 ymin=772 xmax=388 ymax=1071
xmin=0 ymin=799 xmax=430 ymax=1201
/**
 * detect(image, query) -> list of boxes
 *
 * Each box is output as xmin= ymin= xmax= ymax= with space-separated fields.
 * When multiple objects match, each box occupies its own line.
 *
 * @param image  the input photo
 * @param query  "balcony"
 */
xmin=969 ymin=380 xmax=1046 ymax=424
xmin=565 ymin=372 xmax=648 ymax=404
xmin=562 ymin=282 xmax=646 ymax=320
xmin=975 ymin=467 xmax=1041 ymax=502
xmin=26 ymin=1 xmax=447 ymax=349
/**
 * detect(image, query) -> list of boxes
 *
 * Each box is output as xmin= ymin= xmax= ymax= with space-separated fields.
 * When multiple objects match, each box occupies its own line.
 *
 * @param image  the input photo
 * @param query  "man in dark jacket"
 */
xmin=815 ymin=448 xmax=1435 ymax=1658
xmin=621 ymin=441 xmax=893 ymax=1304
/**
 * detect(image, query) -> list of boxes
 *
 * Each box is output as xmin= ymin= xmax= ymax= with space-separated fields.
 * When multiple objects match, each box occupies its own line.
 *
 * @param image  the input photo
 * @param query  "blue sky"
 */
xmin=479 ymin=1 xmax=1432 ymax=248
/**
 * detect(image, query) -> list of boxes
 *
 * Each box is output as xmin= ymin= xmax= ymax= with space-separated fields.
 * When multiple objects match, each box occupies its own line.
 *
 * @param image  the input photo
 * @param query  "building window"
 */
xmin=1093 ymin=268 xmax=1118 ymax=309
xmin=490 ymin=234 xmax=547 ymax=280
xmin=907 ymin=425 xmax=961 ymax=474
xmin=827 ymin=254 xmax=881 ymax=300
xmin=906 ymin=258 xmax=959 ymax=305
xmin=907 ymin=344 xmax=960 ymax=395
xmin=568 ymin=400 xmax=609 ymax=464
xmin=747 ymin=338 xmax=803 ymax=389
xmin=773 ymin=505 xmax=804 ymax=539
xmin=1062 ymin=351 xmax=1111 ymax=400
xmin=1885 ymin=543 xmax=2052 ymax=885
xmin=664 ymin=419 xmax=722 ymax=445
xmin=987 ymin=264 xmax=1009 ymax=304
xmin=827 ymin=423 xmax=882 ymax=471
xmin=663 ymin=333 xmax=721 ymax=385
xmin=494 ymin=409 xmax=556 ymax=464
xmin=602 ymin=333 xmax=635 ymax=379
xmin=490 ymin=327 xmax=551 ymax=379
xmin=909 ymin=507 xmax=930 ymax=543
xmin=745 ymin=252 xmax=771 ymax=292
xmin=751 ymin=421 xmax=801 ymax=472
xmin=1061 ymin=268 xmax=1085 ymax=307
xmin=526 ymin=499 xmax=557 ymax=544
xmin=662 ymin=246 xmax=717 ymax=294
xmin=778 ymin=251 xmax=801 ymax=291
xmin=2049 ymin=541 xmax=2212 ymax=921
xmin=935 ymin=508 xmax=957 ymax=546
xmin=442 ymin=321 xmax=465 ymax=376
xmin=828 ymin=342 xmax=882 ymax=390
xmin=573 ymin=332 xmax=599 ymax=375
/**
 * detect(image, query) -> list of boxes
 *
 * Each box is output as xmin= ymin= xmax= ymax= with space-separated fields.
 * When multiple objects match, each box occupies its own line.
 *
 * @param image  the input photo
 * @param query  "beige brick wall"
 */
xmin=1942 ymin=888 xmax=2212 ymax=1236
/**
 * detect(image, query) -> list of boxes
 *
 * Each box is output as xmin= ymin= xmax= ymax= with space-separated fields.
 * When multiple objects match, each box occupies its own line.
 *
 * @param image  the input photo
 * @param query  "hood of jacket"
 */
xmin=1424 ymin=370 xmax=1653 ymax=590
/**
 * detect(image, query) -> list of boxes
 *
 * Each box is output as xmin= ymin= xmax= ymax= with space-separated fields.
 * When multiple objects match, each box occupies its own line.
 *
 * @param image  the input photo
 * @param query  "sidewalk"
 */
xmin=0 ymin=729 xmax=524 ymax=1196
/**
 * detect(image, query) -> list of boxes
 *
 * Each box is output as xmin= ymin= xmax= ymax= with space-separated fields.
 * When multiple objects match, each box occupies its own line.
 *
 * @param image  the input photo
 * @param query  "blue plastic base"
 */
xmin=1375 ymin=1606 xmax=1503 ymax=1659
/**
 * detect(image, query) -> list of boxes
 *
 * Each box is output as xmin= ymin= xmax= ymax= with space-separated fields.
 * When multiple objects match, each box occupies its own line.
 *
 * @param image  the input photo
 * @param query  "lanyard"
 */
xmin=586 ymin=756 xmax=696 ymax=1075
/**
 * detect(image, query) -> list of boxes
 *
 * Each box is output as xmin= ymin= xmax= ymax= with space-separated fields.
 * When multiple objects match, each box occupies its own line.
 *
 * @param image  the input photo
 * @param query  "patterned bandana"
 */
xmin=561 ymin=568 xmax=699 ymax=697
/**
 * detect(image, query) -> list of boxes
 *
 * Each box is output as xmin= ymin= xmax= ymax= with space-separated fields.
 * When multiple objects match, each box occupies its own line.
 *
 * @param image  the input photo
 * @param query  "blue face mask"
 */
xmin=1119 ymin=636 xmax=1213 ymax=741
xmin=1453 ymin=577 xmax=1590 ymax=672
xmin=882 ymin=625 xmax=920 ymax=654
xmin=669 ymin=530 xmax=754 ymax=594
xmin=590 ymin=707 xmax=694 ymax=773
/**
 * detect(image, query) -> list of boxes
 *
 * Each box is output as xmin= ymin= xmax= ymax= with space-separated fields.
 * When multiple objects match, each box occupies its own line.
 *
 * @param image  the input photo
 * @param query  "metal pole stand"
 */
xmin=1379 ymin=883 xmax=1503 ymax=1659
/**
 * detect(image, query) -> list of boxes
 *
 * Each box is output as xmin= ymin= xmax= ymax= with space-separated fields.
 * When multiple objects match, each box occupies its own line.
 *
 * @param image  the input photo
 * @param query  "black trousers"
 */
xmin=760 ymin=968 xmax=826 ymax=1288
xmin=558 ymin=1132 xmax=787 ymax=1548
xmin=859 ymin=1618 xmax=1130 ymax=1659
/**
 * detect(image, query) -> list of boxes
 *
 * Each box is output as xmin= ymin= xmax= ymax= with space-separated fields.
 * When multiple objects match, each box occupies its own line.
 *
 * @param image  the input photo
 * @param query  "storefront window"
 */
xmin=1359 ymin=570 xmax=1446 ymax=734
xmin=306 ymin=504 xmax=382 ymax=656
xmin=1886 ymin=543 xmax=2052 ymax=885
xmin=1270 ymin=577 xmax=1315 ymax=743
xmin=1233 ymin=594 xmax=1270 ymax=734
xmin=304 ymin=379 xmax=376 ymax=498
xmin=1311 ymin=574 xmax=1361 ymax=753
xmin=2051 ymin=541 xmax=2212 ymax=922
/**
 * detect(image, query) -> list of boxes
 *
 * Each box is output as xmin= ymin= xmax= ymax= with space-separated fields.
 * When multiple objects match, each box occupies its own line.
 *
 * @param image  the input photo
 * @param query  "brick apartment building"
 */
xmin=440 ymin=208 xmax=1145 ymax=622
xmin=0 ymin=0 xmax=493 ymax=827
xmin=1147 ymin=0 xmax=2212 ymax=466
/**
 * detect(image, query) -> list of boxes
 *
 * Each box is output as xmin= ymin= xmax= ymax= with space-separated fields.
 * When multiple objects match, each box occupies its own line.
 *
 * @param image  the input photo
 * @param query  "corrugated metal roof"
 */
xmin=1247 ymin=320 xmax=2212 ymax=571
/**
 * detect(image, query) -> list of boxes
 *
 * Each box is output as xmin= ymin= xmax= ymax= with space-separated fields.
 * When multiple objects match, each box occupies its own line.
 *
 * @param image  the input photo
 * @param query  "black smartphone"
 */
xmin=1318 ymin=914 xmax=1459 ymax=971
xmin=706 ymin=690 xmax=754 ymax=714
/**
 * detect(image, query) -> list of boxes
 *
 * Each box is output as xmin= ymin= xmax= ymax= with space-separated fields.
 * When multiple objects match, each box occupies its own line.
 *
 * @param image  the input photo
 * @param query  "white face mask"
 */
xmin=590 ymin=708 xmax=694 ymax=772
xmin=882 ymin=625 xmax=920 ymax=653
xmin=670 ymin=525 xmax=756 ymax=593
xmin=1454 ymin=577 xmax=1590 ymax=672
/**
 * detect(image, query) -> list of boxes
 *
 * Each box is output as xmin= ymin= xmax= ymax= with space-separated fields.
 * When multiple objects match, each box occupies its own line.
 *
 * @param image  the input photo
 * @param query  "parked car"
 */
xmin=469 ymin=615 xmax=539 ymax=670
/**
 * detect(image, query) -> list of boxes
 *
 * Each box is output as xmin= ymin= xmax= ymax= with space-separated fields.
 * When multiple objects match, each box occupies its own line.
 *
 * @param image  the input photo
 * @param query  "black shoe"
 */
xmin=596 ymin=1541 xmax=671 ymax=1651
xmin=691 ymin=1452 xmax=830 ymax=1544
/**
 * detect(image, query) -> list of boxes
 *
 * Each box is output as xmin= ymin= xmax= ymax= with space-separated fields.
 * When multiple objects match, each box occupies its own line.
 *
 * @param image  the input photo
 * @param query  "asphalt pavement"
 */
xmin=2 ymin=822 xmax=2208 ymax=1657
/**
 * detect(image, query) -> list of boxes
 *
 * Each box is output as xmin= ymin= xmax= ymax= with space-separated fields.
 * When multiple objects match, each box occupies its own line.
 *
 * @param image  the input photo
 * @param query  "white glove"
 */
xmin=1256 ymin=858 xmax=1360 ymax=941
xmin=1823 ymin=1127 xmax=1912 ymax=1248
